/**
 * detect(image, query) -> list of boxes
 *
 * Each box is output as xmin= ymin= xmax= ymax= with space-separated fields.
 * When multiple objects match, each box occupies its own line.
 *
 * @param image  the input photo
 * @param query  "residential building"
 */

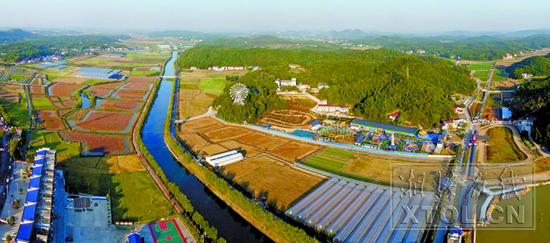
xmin=454 ymin=106 xmax=464 ymax=114
xmin=297 ymin=83 xmax=310 ymax=91
xmin=388 ymin=113 xmax=399 ymax=121
xmin=318 ymin=84 xmax=329 ymax=89
xmin=315 ymin=104 xmax=350 ymax=114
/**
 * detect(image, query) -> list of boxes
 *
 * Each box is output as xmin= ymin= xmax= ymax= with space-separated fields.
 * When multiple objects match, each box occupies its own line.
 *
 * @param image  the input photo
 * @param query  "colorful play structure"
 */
xmin=403 ymin=143 xmax=419 ymax=152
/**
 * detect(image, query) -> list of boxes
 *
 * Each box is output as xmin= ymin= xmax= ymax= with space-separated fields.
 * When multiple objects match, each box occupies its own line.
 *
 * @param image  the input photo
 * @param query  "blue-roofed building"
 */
xmin=25 ymin=189 xmax=39 ymax=205
xmin=128 ymin=232 xmax=141 ymax=243
xmin=16 ymin=148 xmax=57 ymax=243
xmin=22 ymin=204 xmax=37 ymax=223
xmin=35 ymin=158 xmax=44 ymax=165
xmin=308 ymin=119 xmax=321 ymax=126
xmin=32 ymin=166 xmax=42 ymax=177
xmin=16 ymin=223 xmax=33 ymax=243
xmin=502 ymin=107 xmax=512 ymax=120
xmin=350 ymin=119 xmax=418 ymax=136
xmin=354 ymin=133 xmax=366 ymax=144
xmin=29 ymin=177 xmax=41 ymax=190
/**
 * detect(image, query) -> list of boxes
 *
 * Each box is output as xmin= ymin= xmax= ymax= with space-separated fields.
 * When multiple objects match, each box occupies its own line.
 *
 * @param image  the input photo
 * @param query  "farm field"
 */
xmin=60 ymin=132 xmax=132 ymax=155
xmin=30 ymin=86 xmax=45 ymax=94
xmin=122 ymin=82 xmax=152 ymax=90
xmin=125 ymin=53 xmax=170 ymax=60
xmin=491 ymin=68 xmax=508 ymax=81
xmin=203 ymin=126 xmax=253 ymax=142
xmin=87 ymin=88 xmax=113 ymax=97
xmin=269 ymin=141 xmax=322 ymax=163
xmin=198 ymin=78 xmax=230 ymax=95
xmin=49 ymin=83 xmax=85 ymax=96
xmin=486 ymin=127 xmax=527 ymax=163
xmin=32 ymin=97 xmax=58 ymax=110
xmin=92 ymin=82 xmax=125 ymax=89
xmin=178 ymin=101 xmax=207 ymax=119
xmin=302 ymin=147 xmax=446 ymax=189
xmin=473 ymin=70 xmax=490 ymax=81
xmin=96 ymin=100 xmax=142 ymax=111
xmin=467 ymin=63 xmax=493 ymax=70
xmin=60 ymin=158 xmax=175 ymax=222
xmin=70 ymin=111 xmax=136 ymax=133
xmin=112 ymin=89 xmax=148 ymax=99
xmin=0 ymin=91 xmax=31 ymax=128
xmin=0 ymin=89 xmax=20 ymax=103
xmin=178 ymin=117 xmax=223 ymax=132
xmin=221 ymin=156 xmax=326 ymax=209
xmin=27 ymin=131 xmax=80 ymax=161
xmin=36 ymin=110 xmax=64 ymax=130
xmin=128 ymin=76 xmax=155 ymax=82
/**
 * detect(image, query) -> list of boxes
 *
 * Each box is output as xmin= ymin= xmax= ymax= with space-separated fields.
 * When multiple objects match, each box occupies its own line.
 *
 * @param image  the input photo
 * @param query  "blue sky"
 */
xmin=1 ymin=0 xmax=548 ymax=32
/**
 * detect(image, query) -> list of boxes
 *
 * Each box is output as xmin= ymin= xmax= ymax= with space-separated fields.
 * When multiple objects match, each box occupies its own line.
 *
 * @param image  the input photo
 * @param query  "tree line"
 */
xmin=353 ymin=35 xmax=550 ymax=61
xmin=0 ymin=35 xmax=128 ymax=62
xmin=511 ymin=78 xmax=550 ymax=146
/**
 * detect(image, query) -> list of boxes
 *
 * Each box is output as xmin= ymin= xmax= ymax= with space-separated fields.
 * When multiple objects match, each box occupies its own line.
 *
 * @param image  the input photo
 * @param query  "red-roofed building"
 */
xmin=388 ymin=113 xmax=400 ymax=121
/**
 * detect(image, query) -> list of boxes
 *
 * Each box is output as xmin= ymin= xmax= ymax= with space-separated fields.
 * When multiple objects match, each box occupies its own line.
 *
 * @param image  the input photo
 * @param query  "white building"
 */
xmin=205 ymin=150 xmax=243 ymax=167
xmin=515 ymin=118 xmax=536 ymax=133
xmin=275 ymin=78 xmax=297 ymax=88
xmin=318 ymin=84 xmax=329 ymax=89
xmin=297 ymin=83 xmax=310 ymax=91
xmin=157 ymin=44 xmax=171 ymax=49
xmin=440 ymin=118 xmax=466 ymax=130
xmin=315 ymin=104 xmax=350 ymax=114
xmin=388 ymin=113 xmax=399 ymax=121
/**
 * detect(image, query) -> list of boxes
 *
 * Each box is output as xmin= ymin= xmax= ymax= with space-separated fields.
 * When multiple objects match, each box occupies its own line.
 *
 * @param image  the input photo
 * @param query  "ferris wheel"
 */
xmin=230 ymin=83 xmax=249 ymax=104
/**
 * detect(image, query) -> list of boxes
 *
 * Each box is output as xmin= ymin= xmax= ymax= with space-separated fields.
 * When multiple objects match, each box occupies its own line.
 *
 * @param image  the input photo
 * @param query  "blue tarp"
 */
xmin=16 ymin=223 xmax=33 ymax=242
xmin=29 ymin=177 xmax=41 ymax=189
xmin=26 ymin=189 xmax=39 ymax=204
xmin=128 ymin=232 xmax=141 ymax=243
xmin=32 ymin=166 xmax=42 ymax=177
xmin=22 ymin=204 xmax=37 ymax=222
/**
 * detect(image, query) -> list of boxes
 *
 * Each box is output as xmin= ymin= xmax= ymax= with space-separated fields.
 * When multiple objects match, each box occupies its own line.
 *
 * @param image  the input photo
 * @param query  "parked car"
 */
xmin=67 ymin=198 xmax=74 ymax=202
xmin=65 ymin=205 xmax=72 ymax=210
xmin=65 ymin=236 xmax=73 ymax=241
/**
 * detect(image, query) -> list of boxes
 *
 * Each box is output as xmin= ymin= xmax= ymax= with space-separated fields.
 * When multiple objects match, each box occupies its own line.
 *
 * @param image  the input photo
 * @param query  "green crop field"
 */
xmin=64 ymin=170 xmax=176 ymax=223
xmin=125 ymin=53 xmax=170 ymax=60
xmin=82 ymin=59 xmax=114 ymax=65
xmin=301 ymin=148 xmax=375 ymax=182
xmin=41 ymin=69 xmax=71 ymax=79
xmin=492 ymin=69 xmax=508 ymax=81
xmin=198 ymin=78 xmax=230 ymax=95
xmin=32 ymin=97 xmax=58 ymax=110
xmin=468 ymin=63 xmax=493 ymax=71
xmin=28 ymin=131 xmax=81 ymax=160
xmin=0 ymin=90 xmax=31 ymax=128
xmin=131 ymin=70 xmax=161 ymax=76
xmin=473 ymin=70 xmax=490 ymax=81
xmin=207 ymin=75 xmax=225 ymax=79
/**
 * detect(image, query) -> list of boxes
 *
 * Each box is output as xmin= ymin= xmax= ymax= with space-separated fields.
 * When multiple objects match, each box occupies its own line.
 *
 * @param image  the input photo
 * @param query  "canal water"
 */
xmin=141 ymin=50 xmax=271 ymax=243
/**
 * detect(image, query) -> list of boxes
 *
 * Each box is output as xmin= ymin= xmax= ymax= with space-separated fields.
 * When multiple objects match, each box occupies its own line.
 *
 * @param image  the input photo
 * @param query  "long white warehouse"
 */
xmin=205 ymin=150 xmax=243 ymax=167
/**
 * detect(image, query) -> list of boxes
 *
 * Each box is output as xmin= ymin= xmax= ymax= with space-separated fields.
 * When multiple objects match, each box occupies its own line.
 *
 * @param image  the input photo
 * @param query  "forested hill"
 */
xmin=510 ymin=79 xmax=550 ymax=146
xmin=353 ymin=35 xmax=550 ymax=61
xmin=0 ymin=29 xmax=39 ymax=43
xmin=205 ymin=48 xmax=476 ymax=127
xmin=177 ymin=47 xmax=404 ymax=69
xmin=314 ymin=57 xmax=475 ymax=127
xmin=505 ymin=56 xmax=550 ymax=79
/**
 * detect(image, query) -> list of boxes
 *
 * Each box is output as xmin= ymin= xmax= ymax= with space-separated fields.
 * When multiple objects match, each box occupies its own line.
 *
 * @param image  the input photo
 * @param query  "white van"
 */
xmin=5 ymin=178 xmax=9 ymax=184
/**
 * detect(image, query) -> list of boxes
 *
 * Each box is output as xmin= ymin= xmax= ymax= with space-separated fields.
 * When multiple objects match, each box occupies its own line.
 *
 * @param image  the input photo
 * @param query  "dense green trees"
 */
xmin=0 ymin=35 xmax=128 ymax=62
xmin=177 ymin=47 xmax=404 ymax=69
xmin=206 ymin=49 xmax=475 ymax=127
xmin=506 ymin=56 xmax=550 ymax=78
xmin=212 ymin=68 xmax=289 ymax=123
xmin=353 ymin=35 xmax=550 ymax=61
xmin=511 ymin=78 xmax=550 ymax=146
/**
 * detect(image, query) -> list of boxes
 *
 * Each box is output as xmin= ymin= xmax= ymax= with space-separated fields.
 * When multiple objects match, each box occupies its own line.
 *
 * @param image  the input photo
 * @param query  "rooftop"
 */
xmin=351 ymin=119 xmax=418 ymax=135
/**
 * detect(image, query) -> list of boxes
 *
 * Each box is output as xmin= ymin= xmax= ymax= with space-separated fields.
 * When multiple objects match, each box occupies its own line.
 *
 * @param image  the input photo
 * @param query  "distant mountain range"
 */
xmin=0 ymin=29 xmax=39 ymax=43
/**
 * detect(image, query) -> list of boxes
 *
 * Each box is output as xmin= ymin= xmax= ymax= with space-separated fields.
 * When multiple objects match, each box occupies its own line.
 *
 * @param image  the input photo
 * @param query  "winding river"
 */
xmin=141 ymin=50 xmax=271 ymax=243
